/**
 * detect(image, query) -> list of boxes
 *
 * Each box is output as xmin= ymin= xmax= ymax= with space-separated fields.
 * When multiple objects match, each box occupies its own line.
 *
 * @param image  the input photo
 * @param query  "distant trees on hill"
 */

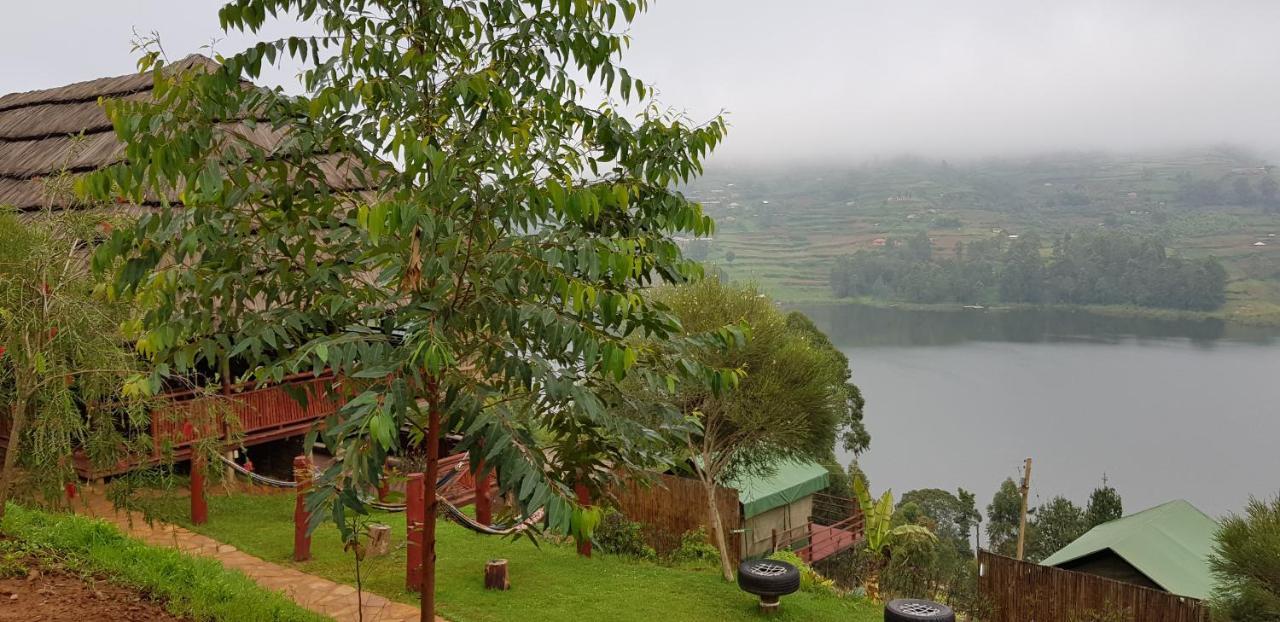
xmin=830 ymin=230 xmax=1227 ymax=311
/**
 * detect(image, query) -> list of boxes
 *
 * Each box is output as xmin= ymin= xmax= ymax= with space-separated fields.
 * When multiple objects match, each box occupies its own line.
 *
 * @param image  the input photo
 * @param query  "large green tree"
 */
xmin=1027 ymin=495 xmax=1086 ymax=562
xmin=84 ymin=1 xmax=734 ymax=618
xmin=646 ymin=279 xmax=856 ymax=580
xmin=897 ymin=488 xmax=981 ymax=556
xmin=986 ymin=478 xmax=1023 ymax=557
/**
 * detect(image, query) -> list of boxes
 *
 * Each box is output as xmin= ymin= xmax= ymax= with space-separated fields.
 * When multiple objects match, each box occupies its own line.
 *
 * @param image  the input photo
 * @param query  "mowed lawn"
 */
xmin=141 ymin=490 xmax=881 ymax=622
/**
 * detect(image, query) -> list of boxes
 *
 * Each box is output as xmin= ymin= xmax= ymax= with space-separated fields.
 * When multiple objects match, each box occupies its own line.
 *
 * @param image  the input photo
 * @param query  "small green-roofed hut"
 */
xmin=725 ymin=459 xmax=830 ymax=556
xmin=1040 ymin=499 xmax=1218 ymax=600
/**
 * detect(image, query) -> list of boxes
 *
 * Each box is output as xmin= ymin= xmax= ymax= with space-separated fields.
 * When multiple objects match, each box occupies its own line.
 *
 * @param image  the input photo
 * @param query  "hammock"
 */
xmin=217 ymin=454 xmax=297 ymax=488
xmin=218 ymin=453 xmax=465 ymax=491
xmin=219 ymin=454 xmax=542 ymax=535
xmin=437 ymin=496 xmax=545 ymax=536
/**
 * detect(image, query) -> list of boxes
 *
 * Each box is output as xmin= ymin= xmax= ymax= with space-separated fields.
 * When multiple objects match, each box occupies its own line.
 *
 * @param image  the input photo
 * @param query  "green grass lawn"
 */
xmin=139 ymin=490 xmax=880 ymax=622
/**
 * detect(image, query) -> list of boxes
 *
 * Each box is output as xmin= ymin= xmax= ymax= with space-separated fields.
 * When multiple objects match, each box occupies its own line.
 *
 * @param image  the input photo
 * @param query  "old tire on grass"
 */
xmin=736 ymin=558 xmax=801 ymax=597
xmin=884 ymin=599 xmax=956 ymax=621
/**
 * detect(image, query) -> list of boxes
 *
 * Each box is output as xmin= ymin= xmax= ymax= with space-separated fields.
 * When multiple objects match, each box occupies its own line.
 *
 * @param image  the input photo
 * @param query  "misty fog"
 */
xmin=5 ymin=0 xmax=1280 ymax=163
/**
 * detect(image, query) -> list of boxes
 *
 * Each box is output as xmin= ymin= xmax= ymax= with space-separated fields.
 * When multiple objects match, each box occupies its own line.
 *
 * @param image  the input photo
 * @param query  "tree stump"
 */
xmin=484 ymin=559 xmax=510 ymax=591
xmin=366 ymin=523 xmax=392 ymax=557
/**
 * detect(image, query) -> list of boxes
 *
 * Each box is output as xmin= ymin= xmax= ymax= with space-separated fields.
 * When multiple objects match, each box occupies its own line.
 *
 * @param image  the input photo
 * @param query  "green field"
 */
xmin=136 ymin=491 xmax=881 ymax=622
xmin=686 ymin=149 xmax=1280 ymax=323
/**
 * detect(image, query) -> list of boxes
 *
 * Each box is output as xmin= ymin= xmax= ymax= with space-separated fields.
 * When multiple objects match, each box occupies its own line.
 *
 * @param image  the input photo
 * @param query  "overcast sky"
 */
xmin=5 ymin=1 xmax=1280 ymax=163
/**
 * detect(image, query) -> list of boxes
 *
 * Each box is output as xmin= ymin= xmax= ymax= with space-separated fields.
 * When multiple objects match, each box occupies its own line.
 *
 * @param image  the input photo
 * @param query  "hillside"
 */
xmin=685 ymin=148 xmax=1280 ymax=322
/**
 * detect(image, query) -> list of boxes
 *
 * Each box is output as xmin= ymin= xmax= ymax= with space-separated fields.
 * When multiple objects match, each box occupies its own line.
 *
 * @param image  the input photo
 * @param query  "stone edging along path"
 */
xmin=78 ymin=489 xmax=437 ymax=622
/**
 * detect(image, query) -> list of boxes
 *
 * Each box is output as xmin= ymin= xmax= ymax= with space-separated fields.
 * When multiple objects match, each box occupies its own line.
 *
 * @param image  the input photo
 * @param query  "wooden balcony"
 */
xmin=73 ymin=373 xmax=346 ymax=478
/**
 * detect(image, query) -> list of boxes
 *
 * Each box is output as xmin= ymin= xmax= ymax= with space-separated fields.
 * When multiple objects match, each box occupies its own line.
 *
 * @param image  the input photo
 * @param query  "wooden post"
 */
xmin=574 ymin=481 xmax=592 ymax=558
xmin=474 ymin=457 xmax=492 ymax=527
xmin=406 ymin=472 xmax=425 ymax=592
xmin=293 ymin=455 xmax=312 ymax=562
xmin=1016 ymin=457 xmax=1033 ymax=561
xmin=190 ymin=455 xmax=208 ymax=525
xmin=484 ymin=559 xmax=510 ymax=590
xmin=421 ymin=394 xmax=442 ymax=622
xmin=771 ymin=528 xmax=778 ymax=553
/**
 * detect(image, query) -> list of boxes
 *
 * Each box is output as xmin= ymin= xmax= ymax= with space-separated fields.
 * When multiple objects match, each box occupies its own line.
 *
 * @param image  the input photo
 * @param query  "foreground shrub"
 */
xmin=769 ymin=549 xmax=838 ymax=595
xmin=1211 ymin=495 xmax=1280 ymax=621
xmin=594 ymin=510 xmax=657 ymax=561
xmin=671 ymin=527 xmax=721 ymax=567
xmin=0 ymin=503 xmax=326 ymax=622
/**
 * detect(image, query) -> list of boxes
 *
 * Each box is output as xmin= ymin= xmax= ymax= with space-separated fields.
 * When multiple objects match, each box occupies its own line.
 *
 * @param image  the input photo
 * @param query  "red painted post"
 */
xmin=575 ymin=481 xmax=592 ymax=558
xmin=293 ymin=456 xmax=312 ymax=562
xmin=406 ymin=472 xmax=425 ymax=592
xmin=474 ymin=458 xmax=492 ymax=527
xmin=190 ymin=455 xmax=208 ymax=525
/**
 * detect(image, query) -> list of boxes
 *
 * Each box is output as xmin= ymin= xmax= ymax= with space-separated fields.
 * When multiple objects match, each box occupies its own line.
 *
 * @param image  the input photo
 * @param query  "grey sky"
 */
xmin=5 ymin=1 xmax=1280 ymax=163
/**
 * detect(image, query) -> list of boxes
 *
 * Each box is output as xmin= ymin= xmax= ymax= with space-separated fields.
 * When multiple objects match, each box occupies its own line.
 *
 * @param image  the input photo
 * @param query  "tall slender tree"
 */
xmin=0 ymin=208 xmax=146 ymax=517
xmin=84 ymin=2 xmax=733 ymax=619
xmin=646 ymin=280 xmax=852 ymax=580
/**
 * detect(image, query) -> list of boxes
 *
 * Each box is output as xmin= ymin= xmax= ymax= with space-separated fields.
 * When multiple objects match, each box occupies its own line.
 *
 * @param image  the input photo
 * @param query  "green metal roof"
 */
xmin=1040 ymin=499 xmax=1218 ymax=600
xmin=725 ymin=459 xmax=830 ymax=519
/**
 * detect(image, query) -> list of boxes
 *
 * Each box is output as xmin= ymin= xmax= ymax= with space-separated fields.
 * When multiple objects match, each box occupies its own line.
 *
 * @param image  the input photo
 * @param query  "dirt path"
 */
xmin=78 ymin=489 xmax=434 ymax=622
xmin=0 ymin=559 xmax=187 ymax=622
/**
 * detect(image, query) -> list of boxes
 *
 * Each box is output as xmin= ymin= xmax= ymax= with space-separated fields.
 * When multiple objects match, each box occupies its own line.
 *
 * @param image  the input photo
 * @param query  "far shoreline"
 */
xmin=778 ymin=296 xmax=1280 ymax=329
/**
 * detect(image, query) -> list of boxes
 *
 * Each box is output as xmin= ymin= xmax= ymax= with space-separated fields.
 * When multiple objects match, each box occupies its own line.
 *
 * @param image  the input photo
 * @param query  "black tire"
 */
xmin=736 ymin=558 xmax=801 ymax=597
xmin=884 ymin=599 xmax=956 ymax=622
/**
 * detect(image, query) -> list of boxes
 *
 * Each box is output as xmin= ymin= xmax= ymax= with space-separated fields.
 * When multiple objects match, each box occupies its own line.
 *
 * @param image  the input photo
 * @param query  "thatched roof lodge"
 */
xmin=0 ymin=54 xmax=364 ymax=214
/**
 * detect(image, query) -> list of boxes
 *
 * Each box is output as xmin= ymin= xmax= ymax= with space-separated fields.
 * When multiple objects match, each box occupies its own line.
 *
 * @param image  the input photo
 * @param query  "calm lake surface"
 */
xmin=802 ymin=304 xmax=1280 ymax=520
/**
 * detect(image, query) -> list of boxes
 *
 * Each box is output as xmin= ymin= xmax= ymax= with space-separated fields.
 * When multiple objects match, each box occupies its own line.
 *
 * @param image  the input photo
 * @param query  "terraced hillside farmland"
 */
xmin=685 ymin=150 xmax=1280 ymax=322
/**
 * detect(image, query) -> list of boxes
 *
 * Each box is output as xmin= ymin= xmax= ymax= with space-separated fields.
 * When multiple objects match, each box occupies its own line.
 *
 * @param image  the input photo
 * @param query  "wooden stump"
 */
xmin=484 ymin=559 xmax=510 ymax=591
xmin=366 ymin=523 xmax=392 ymax=558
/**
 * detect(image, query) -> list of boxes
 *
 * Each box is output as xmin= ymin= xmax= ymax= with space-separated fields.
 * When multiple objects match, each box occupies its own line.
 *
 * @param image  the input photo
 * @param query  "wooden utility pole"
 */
xmin=1016 ymin=457 xmax=1033 ymax=560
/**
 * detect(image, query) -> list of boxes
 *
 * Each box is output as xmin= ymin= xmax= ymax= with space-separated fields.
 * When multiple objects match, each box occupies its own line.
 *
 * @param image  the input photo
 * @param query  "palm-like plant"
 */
xmin=853 ymin=476 xmax=936 ymax=599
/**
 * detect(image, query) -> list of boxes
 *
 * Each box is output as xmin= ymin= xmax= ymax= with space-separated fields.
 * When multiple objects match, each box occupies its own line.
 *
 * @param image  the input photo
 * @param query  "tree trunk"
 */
xmin=0 ymin=397 xmax=30 ymax=521
xmin=420 ymin=386 xmax=441 ymax=622
xmin=702 ymin=474 xmax=735 ymax=582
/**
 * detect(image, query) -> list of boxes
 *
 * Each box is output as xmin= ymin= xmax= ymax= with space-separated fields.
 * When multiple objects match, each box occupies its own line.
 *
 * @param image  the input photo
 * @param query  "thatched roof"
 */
xmin=0 ymin=54 xmax=366 ymax=212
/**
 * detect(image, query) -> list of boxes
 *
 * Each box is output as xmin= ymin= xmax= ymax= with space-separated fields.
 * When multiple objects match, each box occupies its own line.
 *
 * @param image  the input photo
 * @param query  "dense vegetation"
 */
xmin=830 ymin=230 xmax=1227 ymax=310
xmin=985 ymin=479 xmax=1124 ymax=562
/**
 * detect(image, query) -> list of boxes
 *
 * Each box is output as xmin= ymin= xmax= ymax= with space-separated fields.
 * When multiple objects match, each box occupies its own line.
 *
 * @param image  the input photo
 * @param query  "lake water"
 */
xmin=801 ymin=304 xmax=1280 ymax=521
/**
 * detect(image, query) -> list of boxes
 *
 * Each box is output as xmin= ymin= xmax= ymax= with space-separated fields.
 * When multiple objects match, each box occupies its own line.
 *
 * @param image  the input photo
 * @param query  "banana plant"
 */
xmin=854 ymin=476 xmax=936 ymax=557
xmin=853 ymin=476 xmax=936 ymax=600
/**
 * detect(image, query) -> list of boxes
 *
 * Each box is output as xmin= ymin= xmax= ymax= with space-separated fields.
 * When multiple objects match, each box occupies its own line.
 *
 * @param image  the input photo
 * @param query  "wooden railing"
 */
xmin=151 ymin=373 xmax=344 ymax=450
xmin=794 ymin=514 xmax=864 ymax=563
xmin=977 ymin=550 xmax=1211 ymax=622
